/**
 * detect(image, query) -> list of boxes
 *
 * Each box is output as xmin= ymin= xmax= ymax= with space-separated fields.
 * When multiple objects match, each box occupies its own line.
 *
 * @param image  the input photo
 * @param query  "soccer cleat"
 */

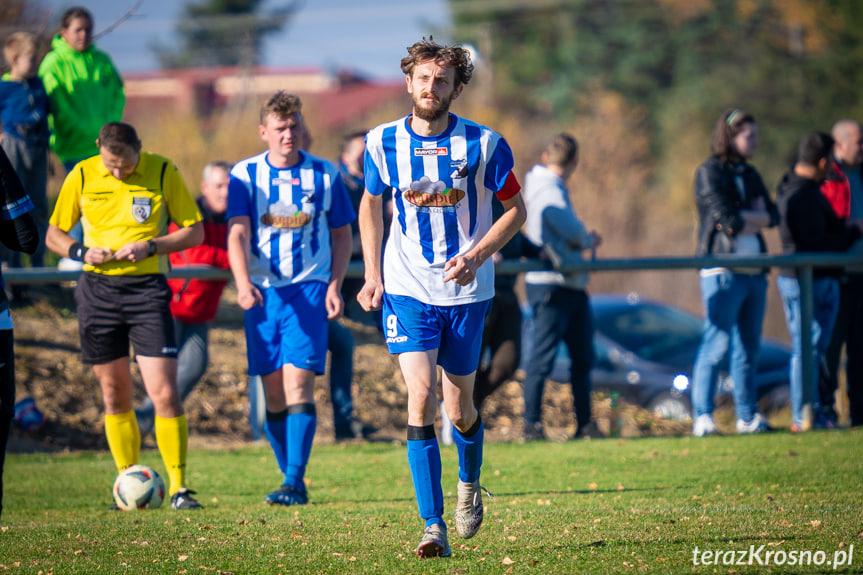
xmin=692 ymin=414 xmax=718 ymax=437
xmin=264 ymin=484 xmax=309 ymax=507
xmin=736 ymin=413 xmax=770 ymax=434
xmin=170 ymin=488 xmax=203 ymax=510
xmin=454 ymin=480 xmax=484 ymax=539
xmin=416 ymin=523 xmax=451 ymax=558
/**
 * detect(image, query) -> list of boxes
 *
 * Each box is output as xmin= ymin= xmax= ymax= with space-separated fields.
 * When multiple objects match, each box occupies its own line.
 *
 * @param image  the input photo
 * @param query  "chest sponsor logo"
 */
xmin=414 ymin=147 xmax=448 ymax=156
xmin=131 ymin=196 xmax=152 ymax=223
xmin=404 ymin=176 xmax=464 ymax=209
xmin=273 ymin=178 xmax=301 ymax=186
xmin=261 ymin=201 xmax=312 ymax=229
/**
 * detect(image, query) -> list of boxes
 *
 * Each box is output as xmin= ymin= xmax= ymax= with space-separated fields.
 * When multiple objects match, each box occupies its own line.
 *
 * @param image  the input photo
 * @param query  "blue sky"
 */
xmin=40 ymin=0 xmax=452 ymax=79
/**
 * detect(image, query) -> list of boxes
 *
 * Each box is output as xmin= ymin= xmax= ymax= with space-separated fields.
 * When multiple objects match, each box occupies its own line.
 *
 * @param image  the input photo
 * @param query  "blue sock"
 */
xmin=264 ymin=409 xmax=288 ymax=475
xmin=285 ymin=404 xmax=316 ymax=491
xmin=453 ymin=416 xmax=483 ymax=483
xmin=407 ymin=425 xmax=444 ymax=528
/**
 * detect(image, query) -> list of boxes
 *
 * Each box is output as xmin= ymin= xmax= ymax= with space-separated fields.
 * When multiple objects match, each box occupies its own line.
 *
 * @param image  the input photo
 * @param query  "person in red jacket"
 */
xmin=819 ymin=119 xmax=863 ymax=427
xmin=135 ymin=161 xmax=231 ymax=435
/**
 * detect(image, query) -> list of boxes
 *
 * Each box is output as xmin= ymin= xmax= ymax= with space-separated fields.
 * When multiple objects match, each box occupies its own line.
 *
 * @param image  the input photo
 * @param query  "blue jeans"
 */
xmin=692 ymin=271 xmax=767 ymax=422
xmin=777 ymin=275 xmax=839 ymax=426
xmin=328 ymin=320 xmax=355 ymax=431
xmin=522 ymin=284 xmax=594 ymax=428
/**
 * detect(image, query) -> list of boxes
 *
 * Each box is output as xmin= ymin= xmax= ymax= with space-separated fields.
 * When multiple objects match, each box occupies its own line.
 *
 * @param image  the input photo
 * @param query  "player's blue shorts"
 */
xmin=382 ymin=294 xmax=492 ymax=376
xmin=244 ymin=281 xmax=328 ymax=376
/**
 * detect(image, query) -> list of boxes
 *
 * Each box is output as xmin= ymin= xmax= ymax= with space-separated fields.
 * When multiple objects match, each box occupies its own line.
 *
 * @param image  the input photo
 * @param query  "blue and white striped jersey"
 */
xmin=227 ymin=150 xmax=356 ymax=289
xmin=365 ymin=113 xmax=515 ymax=306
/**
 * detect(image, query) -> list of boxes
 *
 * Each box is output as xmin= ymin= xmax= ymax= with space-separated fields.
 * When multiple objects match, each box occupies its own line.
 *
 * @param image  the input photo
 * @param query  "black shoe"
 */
xmin=170 ymin=488 xmax=203 ymax=510
xmin=334 ymin=418 xmax=377 ymax=441
xmin=520 ymin=422 xmax=545 ymax=442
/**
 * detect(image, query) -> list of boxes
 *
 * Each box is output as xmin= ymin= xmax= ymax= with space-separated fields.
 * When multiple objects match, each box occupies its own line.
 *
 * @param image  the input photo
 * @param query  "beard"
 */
xmin=412 ymin=91 xmax=453 ymax=122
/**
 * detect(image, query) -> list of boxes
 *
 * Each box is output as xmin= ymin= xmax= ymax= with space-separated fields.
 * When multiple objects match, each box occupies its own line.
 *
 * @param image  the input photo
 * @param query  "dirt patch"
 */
xmin=8 ymin=286 xmax=691 ymax=453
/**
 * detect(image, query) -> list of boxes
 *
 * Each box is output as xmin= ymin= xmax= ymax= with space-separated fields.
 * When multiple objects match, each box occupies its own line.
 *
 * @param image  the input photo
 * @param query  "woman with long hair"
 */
xmin=691 ymin=108 xmax=779 ymax=436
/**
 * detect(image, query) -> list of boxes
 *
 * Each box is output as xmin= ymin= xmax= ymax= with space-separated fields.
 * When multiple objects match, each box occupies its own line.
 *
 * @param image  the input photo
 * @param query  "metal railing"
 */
xmin=7 ymin=251 xmax=862 ymax=413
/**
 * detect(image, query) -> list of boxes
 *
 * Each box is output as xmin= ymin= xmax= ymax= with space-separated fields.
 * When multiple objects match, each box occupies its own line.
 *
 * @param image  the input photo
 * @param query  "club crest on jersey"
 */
xmin=414 ymin=147 xmax=448 ymax=156
xmin=131 ymin=197 xmax=151 ymax=223
xmin=260 ymin=201 xmax=312 ymax=229
xmin=404 ymin=176 xmax=465 ymax=209
xmin=449 ymin=159 xmax=469 ymax=180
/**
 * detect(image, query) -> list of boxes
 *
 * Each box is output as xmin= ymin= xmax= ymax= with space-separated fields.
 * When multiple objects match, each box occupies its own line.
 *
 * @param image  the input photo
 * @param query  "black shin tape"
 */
xmin=286 ymin=403 xmax=317 ymax=416
xmin=407 ymin=424 xmax=436 ymax=441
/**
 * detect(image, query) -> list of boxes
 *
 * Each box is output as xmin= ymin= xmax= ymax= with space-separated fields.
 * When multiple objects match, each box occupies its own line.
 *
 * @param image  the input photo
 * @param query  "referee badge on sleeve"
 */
xmin=132 ymin=197 xmax=152 ymax=223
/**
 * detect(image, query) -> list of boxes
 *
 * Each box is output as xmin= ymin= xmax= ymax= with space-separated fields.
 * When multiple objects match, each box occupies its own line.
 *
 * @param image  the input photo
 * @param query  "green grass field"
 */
xmin=2 ymin=429 xmax=861 ymax=574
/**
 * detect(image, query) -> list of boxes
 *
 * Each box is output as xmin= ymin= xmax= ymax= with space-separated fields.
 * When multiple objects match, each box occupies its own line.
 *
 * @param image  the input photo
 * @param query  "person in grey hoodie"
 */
xmin=521 ymin=133 xmax=601 ymax=440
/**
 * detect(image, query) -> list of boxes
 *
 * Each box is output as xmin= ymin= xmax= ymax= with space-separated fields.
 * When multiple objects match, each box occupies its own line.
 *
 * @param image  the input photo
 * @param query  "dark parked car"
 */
xmin=520 ymin=293 xmax=791 ymax=421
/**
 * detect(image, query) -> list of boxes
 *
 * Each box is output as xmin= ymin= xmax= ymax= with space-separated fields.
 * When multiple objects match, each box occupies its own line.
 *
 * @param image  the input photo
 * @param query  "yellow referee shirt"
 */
xmin=49 ymin=152 xmax=202 ymax=276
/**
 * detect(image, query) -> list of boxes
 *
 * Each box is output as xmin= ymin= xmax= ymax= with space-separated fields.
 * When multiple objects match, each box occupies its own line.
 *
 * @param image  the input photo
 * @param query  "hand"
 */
xmin=237 ymin=283 xmax=263 ymax=310
xmin=326 ymin=284 xmax=345 ymax=320
xmin=443 ymin=254 xmax=478 ymax=286
xmin=589 ymin=231 xmax=603 ymax=249
xmin=752 ymin=196 xmax=766 ymax=211
xmin=357 ymin=279 xmax=384 ymax=311
xmin=113 ymin=241 xmax=149 ymax=263
xmin=83 ymin=246 xmax=114 ymax=265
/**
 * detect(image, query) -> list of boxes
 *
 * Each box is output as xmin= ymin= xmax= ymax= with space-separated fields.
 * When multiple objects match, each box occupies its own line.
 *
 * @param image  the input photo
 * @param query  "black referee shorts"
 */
xmin=74 ymin=272 xmax=178 ymax=365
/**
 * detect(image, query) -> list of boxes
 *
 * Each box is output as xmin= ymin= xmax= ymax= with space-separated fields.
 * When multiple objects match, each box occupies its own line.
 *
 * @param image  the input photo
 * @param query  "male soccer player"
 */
xmin=357 ymin=38 xmax=526 ymax=558
xmin=46 ymin=122 xmax=205 ymax=509
xmin=227 ymin=91 xmax=354 ymax=506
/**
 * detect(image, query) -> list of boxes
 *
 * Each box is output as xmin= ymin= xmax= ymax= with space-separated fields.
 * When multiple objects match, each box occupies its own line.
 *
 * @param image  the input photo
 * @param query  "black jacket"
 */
xmin=694 ymin=155 xmax=779 ymax=260
xmin=775 ymin=171 xmax=862 ymax=278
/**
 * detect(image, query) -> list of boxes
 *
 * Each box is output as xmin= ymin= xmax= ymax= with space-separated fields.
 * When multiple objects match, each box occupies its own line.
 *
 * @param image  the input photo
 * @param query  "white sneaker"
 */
xmin=416 ymin=523 xmax=451 ymax=558
xmin=736 ymin=413 xmax=770 ymax=434
xmin=692 ymin=414 xmax=718 ymax=437
xmin=454 ymin=480 xmax=484 ymax=539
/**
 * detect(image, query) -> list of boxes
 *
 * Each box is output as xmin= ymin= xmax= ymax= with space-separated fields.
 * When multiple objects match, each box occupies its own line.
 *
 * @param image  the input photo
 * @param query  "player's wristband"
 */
xmin=68 ymin=242 xmax=88 ymax=262
xmin=147 ymin=239 xmax=158 ymax=257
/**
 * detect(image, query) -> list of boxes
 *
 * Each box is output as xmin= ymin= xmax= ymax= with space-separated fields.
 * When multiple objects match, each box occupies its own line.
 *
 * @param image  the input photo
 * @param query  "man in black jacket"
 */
xmin=775 ymin=131 xmax=863 ymax=432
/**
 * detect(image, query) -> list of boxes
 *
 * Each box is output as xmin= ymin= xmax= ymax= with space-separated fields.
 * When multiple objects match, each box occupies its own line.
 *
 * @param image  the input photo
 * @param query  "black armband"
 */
xmin=147 ymin=239 xmax=158 ymax=257
xmin=68 ymin=242 xmax=88 ymax=262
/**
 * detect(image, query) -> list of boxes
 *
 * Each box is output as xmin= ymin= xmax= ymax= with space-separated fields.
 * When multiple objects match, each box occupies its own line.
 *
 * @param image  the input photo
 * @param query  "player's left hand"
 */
xmin=443 ymin=255 xmax=477 ymax=286
xmin=326 ymin=285 xmax=345 ymax=320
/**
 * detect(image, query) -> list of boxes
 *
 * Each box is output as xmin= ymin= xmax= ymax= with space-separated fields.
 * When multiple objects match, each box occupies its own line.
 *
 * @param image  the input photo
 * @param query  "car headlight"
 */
xmin=673 ymin=374 xmax=689 ymax=391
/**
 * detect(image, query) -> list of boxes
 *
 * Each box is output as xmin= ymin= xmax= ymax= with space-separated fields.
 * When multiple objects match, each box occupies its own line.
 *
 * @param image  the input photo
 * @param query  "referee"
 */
xmin=46 ymin=122 xmax=205 ymax=510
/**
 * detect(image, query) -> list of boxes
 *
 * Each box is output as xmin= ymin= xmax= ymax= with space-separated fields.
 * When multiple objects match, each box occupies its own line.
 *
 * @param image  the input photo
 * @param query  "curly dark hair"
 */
xmin=400 ymin=37 xmax=474 ymax=88
xmin=260 ymin=91 xmax=303 ymax=125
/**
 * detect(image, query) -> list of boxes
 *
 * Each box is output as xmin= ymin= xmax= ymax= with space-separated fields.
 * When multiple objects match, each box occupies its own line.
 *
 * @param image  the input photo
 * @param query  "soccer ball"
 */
xmin=112 ymin=464 xmax=165 ymax=510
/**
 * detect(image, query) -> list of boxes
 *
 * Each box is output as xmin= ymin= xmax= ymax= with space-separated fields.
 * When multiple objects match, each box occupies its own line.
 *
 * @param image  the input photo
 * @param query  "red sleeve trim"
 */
xmin=495 ymin=171 xmax=521 ymax=201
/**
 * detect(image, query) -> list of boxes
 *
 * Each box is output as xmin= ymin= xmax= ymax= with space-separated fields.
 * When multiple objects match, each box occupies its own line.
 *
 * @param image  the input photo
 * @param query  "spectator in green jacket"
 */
xmin=38 ymin=6 xmax=125 ymax=172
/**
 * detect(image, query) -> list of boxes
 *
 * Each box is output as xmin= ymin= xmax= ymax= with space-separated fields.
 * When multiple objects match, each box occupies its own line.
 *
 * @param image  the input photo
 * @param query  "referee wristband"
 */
xmin=68 ymin=242 xmax=88 ymax=262
xmin=147 ymin=239 xmax=158 ymax=257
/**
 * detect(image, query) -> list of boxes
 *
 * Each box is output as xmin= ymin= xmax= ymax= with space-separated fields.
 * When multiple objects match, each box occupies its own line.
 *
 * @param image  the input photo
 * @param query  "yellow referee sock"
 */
xmin=104 ymin=411 xmax=140 ymax=473
xmin=154 ymin=414 xmax=188 ymax=495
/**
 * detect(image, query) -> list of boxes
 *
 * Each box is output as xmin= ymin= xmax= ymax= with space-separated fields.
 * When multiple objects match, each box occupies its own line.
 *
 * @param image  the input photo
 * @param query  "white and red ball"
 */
xmin=112 ymin=464 xmax=165 ymax=510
